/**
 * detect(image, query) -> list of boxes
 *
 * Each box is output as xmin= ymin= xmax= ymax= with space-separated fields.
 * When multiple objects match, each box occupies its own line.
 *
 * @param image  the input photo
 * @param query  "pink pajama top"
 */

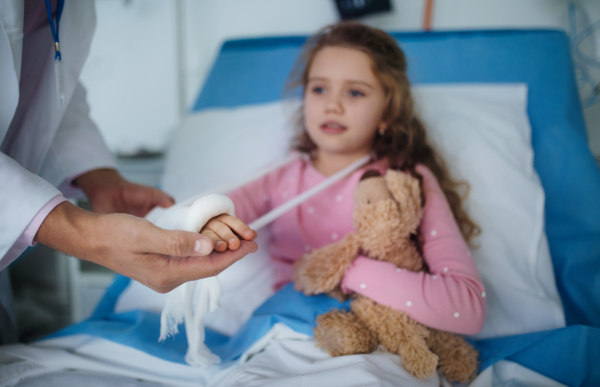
xmin=227 ymin=157 xmax=486 ymax=335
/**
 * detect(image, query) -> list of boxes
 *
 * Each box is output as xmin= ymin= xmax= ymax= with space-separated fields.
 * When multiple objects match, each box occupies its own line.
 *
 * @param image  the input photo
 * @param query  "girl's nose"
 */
xmin=325 ymin=93 xmax=343 ymax=114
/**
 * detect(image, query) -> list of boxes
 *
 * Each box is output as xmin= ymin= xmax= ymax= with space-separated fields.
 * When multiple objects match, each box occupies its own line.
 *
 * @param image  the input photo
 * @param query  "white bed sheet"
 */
xmin=0 ymin=328 xmax=566 ymax=387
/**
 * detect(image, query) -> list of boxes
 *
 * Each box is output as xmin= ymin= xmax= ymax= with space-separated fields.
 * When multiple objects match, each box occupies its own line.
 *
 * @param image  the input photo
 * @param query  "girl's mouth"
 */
xmin=321 ymin=121 xmax=347 ymax=134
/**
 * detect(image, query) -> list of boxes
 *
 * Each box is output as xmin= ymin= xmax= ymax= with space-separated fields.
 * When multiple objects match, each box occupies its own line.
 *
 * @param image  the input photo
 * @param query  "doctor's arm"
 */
xmin=35 ymin=202 xmax=257 ymax=293
xmin=3 ymin=154 xmax=258 ymax=293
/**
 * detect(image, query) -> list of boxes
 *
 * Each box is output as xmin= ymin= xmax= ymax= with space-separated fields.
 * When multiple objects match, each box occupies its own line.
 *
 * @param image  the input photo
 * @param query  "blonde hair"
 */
xmin=286 ymin=21 xmax=480 ymax=246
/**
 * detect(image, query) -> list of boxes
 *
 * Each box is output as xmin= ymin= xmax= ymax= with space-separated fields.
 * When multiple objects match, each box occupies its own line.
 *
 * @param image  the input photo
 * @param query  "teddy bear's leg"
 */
xmin=426 ymin=329 xmax=479 ymax=383
xmin=314 ymin=310 xmax=378 ymax=357
xmin=351 ymin=297 xmax=438 ymax=380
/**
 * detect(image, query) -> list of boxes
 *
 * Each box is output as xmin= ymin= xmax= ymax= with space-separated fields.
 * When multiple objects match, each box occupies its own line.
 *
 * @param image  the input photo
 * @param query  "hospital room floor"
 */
xmin=9 ymin=245 xmax=75 ymax=343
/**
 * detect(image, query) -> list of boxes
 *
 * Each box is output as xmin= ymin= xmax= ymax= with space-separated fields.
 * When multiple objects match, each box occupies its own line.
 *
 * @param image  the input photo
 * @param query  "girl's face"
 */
xmin=304 ymin=46 xmax=387 ymax=161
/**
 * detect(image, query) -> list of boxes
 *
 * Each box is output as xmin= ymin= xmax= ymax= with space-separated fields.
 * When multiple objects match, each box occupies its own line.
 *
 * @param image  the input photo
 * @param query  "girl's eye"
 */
xmin=349 ymin=89 xmax=364 ymax=97
xmin=311 ymin=86 xmax=325 ymax=94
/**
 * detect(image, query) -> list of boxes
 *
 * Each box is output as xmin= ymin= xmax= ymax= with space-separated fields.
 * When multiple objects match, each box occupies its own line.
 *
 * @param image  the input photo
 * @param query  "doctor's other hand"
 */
xmin=34 ymin=202 xmax=258 ymax=293
xmin=73 ymin=168 xmax=175 ymax=217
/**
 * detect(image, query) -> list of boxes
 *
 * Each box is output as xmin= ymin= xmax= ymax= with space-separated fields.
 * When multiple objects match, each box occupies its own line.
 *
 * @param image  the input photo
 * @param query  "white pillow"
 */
xmin=160 ymin=101 xmax=298 ymax=202
xmin=413 ymin=84 xmax=564 ymax=338
xmin=117 ymin=84 xmax=565 ymax=339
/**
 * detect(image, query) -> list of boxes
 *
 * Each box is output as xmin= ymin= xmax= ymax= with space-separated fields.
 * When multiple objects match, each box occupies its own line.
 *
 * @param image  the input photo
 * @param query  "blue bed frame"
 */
xmin=55 ymin=30 xmax=600 ymax=386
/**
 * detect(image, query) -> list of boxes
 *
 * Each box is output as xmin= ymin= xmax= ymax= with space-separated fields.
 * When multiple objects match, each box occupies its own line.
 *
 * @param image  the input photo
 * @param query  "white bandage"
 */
xmin=146 ymin=193 xmax=235 ymax=367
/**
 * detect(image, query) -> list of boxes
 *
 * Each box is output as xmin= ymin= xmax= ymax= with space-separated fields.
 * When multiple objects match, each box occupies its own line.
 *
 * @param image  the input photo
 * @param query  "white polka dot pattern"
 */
xmin=331 ymin=233 xmax=338 ymax=240
xmin=443 ymin=267 xmax=448 ymax=273
xmin=431 ymin=229 xmax=437 ymax=236
xmin=335 ymin=195 xmax=343 ymax=202
xmin=406 ymin=301 xmax=412 ymax=307
xmin=307 ymin=207 xmax=314 ymax=214
xmin=360 ymin=283 xmax=366 ymax=289
xmin=454 ymin=312 xmax=460 ymax=318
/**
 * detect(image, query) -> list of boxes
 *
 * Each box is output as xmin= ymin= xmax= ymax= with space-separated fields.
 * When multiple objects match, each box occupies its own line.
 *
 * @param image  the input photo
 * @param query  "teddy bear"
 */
xmin=292 ymin=169 xmax=479 ymax=382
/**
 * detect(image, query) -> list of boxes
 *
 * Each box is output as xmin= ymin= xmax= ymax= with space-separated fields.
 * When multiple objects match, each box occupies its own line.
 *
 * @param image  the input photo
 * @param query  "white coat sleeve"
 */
xmin=0 ymin=153 xmax=61 ymax=270
xmin=38 ymin=82 xmax=117 ymax=199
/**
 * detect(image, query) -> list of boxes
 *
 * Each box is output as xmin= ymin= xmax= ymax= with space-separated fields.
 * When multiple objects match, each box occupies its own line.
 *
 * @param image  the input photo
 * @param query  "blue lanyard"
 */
xmin=45 ymin=0 xmax=65 ymax=61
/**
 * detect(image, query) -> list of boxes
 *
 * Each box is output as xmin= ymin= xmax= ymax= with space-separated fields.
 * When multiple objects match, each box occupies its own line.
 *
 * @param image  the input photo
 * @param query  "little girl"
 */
xmin=202 ymin=22 xmax=486 ymax=335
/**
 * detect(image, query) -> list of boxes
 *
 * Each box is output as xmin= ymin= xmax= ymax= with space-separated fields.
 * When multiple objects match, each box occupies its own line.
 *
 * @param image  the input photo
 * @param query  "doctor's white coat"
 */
xmin=0 ymin=0 xmax=116 ymax=270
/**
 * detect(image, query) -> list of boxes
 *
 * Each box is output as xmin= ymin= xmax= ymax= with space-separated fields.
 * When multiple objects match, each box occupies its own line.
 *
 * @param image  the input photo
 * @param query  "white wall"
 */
xmin=181 ymin=0 xmax=339 ymax=108
xmin=81 ymin=0 xmax=600 ymax=157
xmin=80 ymin=0 xmax=180 ymax=155
xmin=182 ymin=0 xmax=573 ymax=109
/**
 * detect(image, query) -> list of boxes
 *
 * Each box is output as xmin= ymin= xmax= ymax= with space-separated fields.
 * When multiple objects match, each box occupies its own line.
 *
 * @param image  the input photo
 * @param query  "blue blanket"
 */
xmin=48 ymin=278 xmax=599 ymax=387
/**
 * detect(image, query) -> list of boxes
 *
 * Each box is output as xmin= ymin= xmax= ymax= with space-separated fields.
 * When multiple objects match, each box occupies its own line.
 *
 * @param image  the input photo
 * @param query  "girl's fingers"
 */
xmin=214 ymin=214 xmax=257 ymax=241
xmin=204 ymin=218 xmax=241 ymax=250
xmin=200 ymin=229 xmax=228 ymax=252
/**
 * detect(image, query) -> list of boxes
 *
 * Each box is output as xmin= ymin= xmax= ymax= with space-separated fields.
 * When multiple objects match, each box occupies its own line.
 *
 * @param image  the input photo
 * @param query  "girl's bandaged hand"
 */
xmin=201 ymin=214 xmax=257 ymax=252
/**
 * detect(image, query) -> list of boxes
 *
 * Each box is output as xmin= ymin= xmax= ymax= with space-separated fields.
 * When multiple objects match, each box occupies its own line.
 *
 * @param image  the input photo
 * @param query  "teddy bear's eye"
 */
xmin=366 ymin=200 xmax=371 ymax=204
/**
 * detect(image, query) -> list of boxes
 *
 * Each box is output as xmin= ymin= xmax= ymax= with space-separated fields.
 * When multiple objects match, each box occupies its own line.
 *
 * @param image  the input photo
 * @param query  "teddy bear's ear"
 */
xmin=384 ymin=170 xmax=423 ymax=225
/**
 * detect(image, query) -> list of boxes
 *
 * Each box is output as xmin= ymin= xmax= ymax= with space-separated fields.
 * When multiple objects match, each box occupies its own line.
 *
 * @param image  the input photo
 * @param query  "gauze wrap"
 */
xmin=145 ymin=193 xmax=235 ymax=367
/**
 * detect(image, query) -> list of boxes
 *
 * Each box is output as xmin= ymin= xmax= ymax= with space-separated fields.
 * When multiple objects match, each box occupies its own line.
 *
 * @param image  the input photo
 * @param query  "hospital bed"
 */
xmin=1 ymin=29 xmax=599 ymax=387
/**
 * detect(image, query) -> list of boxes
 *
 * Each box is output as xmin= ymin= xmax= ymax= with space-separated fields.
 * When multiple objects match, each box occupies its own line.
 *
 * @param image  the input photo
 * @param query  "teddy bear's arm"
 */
xmin=292 ymin=233 xmax=361 ymax=295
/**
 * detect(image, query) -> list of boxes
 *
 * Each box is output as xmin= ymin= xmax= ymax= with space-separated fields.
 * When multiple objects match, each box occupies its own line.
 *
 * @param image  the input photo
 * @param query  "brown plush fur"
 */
xmin=293 ymin=170 xmax=479 ymax=382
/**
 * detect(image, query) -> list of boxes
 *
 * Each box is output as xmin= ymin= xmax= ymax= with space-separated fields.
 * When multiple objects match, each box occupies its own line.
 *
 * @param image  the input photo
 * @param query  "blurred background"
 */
xmin=9 ymin=0 xmax=600 ymax=342
xmin=80 ymin=0 xmax=600 ymax=159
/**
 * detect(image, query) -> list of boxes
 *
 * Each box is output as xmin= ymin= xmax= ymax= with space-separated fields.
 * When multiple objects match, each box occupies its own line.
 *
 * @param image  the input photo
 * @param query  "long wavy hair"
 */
xmin=286 ymin=21 xmax=480 ymax=246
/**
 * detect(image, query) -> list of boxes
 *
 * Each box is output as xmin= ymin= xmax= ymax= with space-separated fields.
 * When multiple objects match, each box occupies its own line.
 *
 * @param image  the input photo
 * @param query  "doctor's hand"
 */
xmin=74 ymin=168 xmax=174 ymax=217
xmin=35 ymin=202 xmax=258 ymax=293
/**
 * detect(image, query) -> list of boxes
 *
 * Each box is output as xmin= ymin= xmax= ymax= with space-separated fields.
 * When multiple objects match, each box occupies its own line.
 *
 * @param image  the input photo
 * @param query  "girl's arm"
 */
xmin=341 ymin=165 xmax=486 ymax=335
xmin=225 ymin=174 xmax=272 ymax=225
